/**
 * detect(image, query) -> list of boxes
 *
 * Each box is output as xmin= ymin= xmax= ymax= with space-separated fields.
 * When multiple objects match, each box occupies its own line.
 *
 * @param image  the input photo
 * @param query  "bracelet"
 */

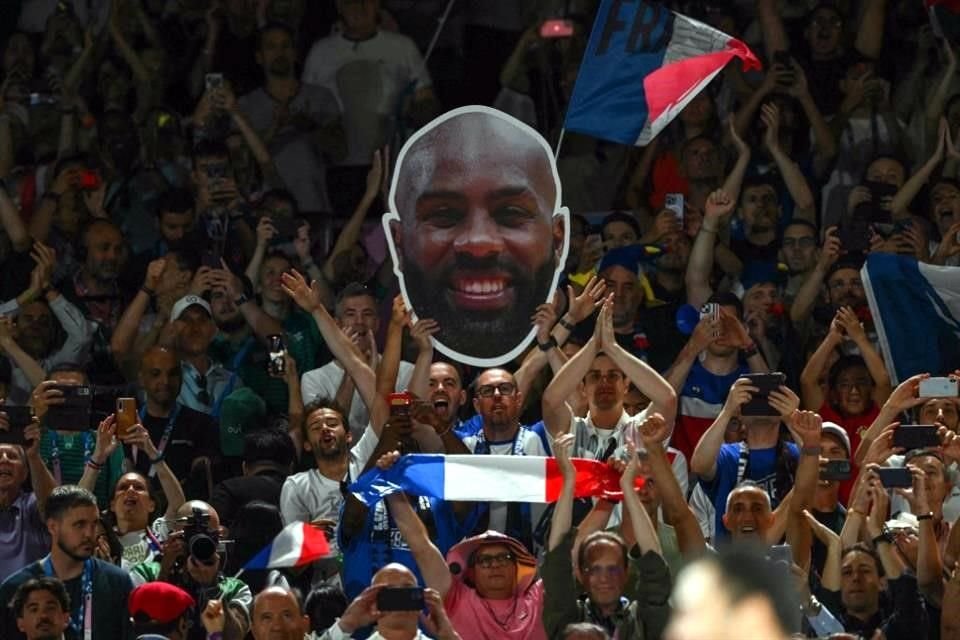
xmin=741 ymin=343 xmax=759 ymax=358
xmin=85 ymin=459 xmax=103 ymax=471
xmin=141 ymin=285 xmax=156 ymax=298
xmin=871 ymin=533 xmax=892 ymax=546
xmin=149 ymin=452 xmax=165 ymax=466
xmin=537 ymin=336 xmax=558 ymax=352
xmin=801 ymin=445 xmax=821 ymax=456
xmin=917 ymin=512 xmax=934 ymax=521
xmin=557 ymin=316 xmax=575 ymax=331
xmin=701 ymin=226 xmax=719 ymax=235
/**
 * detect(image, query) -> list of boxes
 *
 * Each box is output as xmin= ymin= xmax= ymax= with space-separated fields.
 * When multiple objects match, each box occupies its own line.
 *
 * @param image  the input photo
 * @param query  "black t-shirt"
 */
xmin=132 ymin=405 xmax=219 ymax=483
xmin=210 ymin=469 xmax=286 ymax=529
xmin=0 ymin=558 xmax=134 ymax=640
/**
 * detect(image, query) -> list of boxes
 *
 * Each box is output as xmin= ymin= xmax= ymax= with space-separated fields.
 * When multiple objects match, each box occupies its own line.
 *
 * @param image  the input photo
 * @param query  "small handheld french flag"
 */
xmin=241 ymin=522 xmax=331 ymax=572
xmin=349 ymin=454 xmax=644 ymax=507
xmin=565 ymin=0 xmax=760 ymax=145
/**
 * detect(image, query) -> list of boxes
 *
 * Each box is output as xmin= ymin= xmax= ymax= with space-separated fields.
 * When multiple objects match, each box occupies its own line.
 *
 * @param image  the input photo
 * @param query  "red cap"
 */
xmin=128 ymin=582 xmax=195 ymax=623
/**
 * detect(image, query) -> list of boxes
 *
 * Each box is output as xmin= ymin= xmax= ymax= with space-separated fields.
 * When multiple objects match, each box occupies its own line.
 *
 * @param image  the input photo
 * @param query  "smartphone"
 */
xmin=892 ymin=424 xmax=940 ymax=450
xmin=205 ymin=73 xmax=224 ymax=92
xmin=539 ymin=18 xmax=574 ymax=39
xmin=269 ymin=216 xmax=302 ymax=243
xmin=0 ymin=406 xmax=35 ymax=445
xmin=820 ymin=459 xmax=852 ymax=481
xmin=29 ymin=93 xmax=58 ymax=108
xmin=918 ymin=377 xmax=959 ymax=398
xmin=45 ymin=385 xmax=93 ymax=432
xmin=699 ymin=302 xmax=719 ymax=337
xmin=201 ymin=252 xmax=222 ymax=270
xmin=877 ymin=467 xmax=913 ymax=488
xmin=376 ymin=586 xmax=424 ymax=612
xmin=267 ymin=335 xmax=286 ymax=376
xmin=80 ymin=170 xmax=101 ymax=191
xmin=388 ymin=391 xmax=414 ymax=417
xmin=665 ymin=193 xmax=684 ymax=225
xmin=838 ymin=212 xmax=871 ymax=253
xmin=740 ymin=372 xmax=787 ymax=417
xmin=115 ymin=398 xmax=138 ymax=439
xmin=768 ymin=543 xmax=792 ymax=566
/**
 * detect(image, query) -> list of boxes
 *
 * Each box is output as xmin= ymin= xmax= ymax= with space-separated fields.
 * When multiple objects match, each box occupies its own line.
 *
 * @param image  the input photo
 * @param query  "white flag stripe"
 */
xmin=268 ymin=522 xmax=304 ymax=566
xmin=443 ymin=456 xmax=548 ymax=503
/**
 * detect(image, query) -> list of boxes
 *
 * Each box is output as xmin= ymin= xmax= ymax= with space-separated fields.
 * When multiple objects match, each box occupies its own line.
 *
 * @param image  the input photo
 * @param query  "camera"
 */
xmin=180 ymin=508 xmax=219 ymax=563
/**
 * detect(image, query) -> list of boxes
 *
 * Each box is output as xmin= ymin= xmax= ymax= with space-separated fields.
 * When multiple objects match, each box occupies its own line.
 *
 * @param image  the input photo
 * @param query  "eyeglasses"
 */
xmin=811 ymin=16 xmax=842 ymax=29
xmin=781 ymin=237 xmax=816 ymax=249
xmin=473 ymin=552 xmax=516 ymax=568
xmin=196 ymin=374 xmax=210 ymax=405
xmin=836 ymin=378 xmax=873 ymax=391
xmin=584 ymin=371 xmax=625 ymax=384
xmin=476 ymin=383 xmax=517 ymax=398
xmin=583 ymin=565 xmax=626 ymax=579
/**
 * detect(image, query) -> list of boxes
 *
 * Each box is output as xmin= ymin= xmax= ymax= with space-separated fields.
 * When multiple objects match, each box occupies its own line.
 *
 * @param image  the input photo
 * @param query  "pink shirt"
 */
xmin=445 ymin=578 xmax=547 ymax=640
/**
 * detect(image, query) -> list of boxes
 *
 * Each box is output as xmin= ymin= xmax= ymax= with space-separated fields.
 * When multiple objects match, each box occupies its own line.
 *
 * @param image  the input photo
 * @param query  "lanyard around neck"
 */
xmin=43 ymin=555 xmax=93 ymax=640
xmin=139 ymin=404 xmax=182 ymax=477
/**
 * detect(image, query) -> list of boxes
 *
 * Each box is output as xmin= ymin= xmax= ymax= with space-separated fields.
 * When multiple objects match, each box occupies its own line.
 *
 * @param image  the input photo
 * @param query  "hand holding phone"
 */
xmin=740 ymin=372 xmax=787 ymax=416
xmin=115 ymin=398 xmax=138 ymax=440
xmin=918 ymin=377 xmax=959 ymax=398
xmin=267 ymin=335 xmax=286 ymax=377
xmin=376 ymin=586 xmax=425 ymax=612
xmin=876 ymin=466 xmax=913 ymax=488
xmin=892 ymin=424 xmax=940 ymax=450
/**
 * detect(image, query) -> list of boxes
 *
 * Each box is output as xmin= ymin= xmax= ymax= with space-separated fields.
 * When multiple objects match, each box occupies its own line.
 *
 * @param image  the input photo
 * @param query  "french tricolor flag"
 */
xmin=565 ymin=0 xmax=760 ymax=145
xmin=241 ymin=522 xmax=331 ymax=572
xmin=349 ymin=454 xmax=643 ymax=507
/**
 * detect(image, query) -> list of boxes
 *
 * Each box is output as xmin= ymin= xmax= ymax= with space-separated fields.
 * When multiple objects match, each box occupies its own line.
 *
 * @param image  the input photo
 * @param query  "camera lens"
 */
xmin=189 ymin=533 xmax=217 ymax=562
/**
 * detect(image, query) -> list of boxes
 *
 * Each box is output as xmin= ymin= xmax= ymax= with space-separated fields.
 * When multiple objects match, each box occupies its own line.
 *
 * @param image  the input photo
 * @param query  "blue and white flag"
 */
xmin=862 ymin=254 xmax=960 ymax=384
xmin=564 ymin=0 xmax=760 ymax=146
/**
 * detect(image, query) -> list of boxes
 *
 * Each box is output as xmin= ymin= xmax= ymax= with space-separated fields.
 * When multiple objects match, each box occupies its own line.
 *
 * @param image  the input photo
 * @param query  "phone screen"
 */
xmin=115 ymin=398 xmax=138 ymax=439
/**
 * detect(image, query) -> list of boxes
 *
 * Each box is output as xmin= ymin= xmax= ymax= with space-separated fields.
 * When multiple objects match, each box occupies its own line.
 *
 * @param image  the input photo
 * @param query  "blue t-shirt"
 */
xmin=701 ymin=441 xmax=799 ymax=539
xmin=338 ymin=496 xmax=464 ymax=602
xmin=455 ymin=417 xmax=552 ymax=452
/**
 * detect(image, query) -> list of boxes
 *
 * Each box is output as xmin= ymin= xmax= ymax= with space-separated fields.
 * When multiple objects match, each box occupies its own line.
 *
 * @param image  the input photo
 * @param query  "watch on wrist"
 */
xmin=537 ymin=336 xmax=558 ymax=352
xmin=871 ymin=525 xmax=894 ymax=546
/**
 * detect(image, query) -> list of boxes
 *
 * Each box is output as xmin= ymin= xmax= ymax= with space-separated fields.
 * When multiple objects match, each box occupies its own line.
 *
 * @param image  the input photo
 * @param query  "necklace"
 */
xmin=480 ymin=593 xmax=519 ymax=630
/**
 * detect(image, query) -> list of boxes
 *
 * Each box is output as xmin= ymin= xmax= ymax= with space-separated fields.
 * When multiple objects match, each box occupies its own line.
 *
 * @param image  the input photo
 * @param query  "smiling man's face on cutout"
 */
xmin=385 ymin=107 xmax=567 ymax=365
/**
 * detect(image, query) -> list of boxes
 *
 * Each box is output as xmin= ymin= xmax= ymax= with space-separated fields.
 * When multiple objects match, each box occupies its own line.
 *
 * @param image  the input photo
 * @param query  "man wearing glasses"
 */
xmin=457 ymin=368 xmax=548 ymax=552
xmin=779 ymin=220 xmax=819 ymax=303
xmin=542 ymin=296 xmax=678 ymax=466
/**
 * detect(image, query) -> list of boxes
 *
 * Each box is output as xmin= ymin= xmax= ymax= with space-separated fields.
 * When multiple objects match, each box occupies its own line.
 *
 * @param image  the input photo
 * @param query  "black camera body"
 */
xmin=181 ymin=509 xmax=219 ymax=563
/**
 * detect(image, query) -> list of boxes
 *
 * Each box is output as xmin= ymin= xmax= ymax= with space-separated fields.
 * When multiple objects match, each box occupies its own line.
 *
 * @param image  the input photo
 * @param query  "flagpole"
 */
xmin=233 ymin=568 xmax=245 ymax=580
xmin=555 ymin=128 xmax=566 ymax=160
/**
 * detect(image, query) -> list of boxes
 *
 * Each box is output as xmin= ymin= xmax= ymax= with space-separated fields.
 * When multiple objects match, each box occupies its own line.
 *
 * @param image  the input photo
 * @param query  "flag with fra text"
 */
xmin=564 ymin=0 xmax=760 ymax=145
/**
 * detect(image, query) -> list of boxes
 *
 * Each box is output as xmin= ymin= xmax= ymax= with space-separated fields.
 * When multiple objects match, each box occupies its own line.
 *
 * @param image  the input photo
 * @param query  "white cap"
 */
xmin=170 ymin=295 xmax=212 ymax=321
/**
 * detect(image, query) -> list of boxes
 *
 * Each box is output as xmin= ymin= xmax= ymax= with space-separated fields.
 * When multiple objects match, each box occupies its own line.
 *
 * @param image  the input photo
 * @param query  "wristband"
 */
xmin=537 ymin=336 xmax=558 ymax=352
xmin=872 ymin=526 xmax=894 ymax=546
xmin=871 ymin=533 xmax=892 ymax=546
xmin=741 ymin=343 xmax=759 ymax=358
xmin=149 ymin=452 xmax=165 ymax=466
xmin=141 ymin=285 xmax=156 ymax=298
xmin=85 ymin=459 xmax=103 ymax=471
xmin=801 ymin=445 xmax=821 ymax=456
xmin=917 ymin=512 xmax=934 ymax=521
xmin=558 ymin=316 xmax=575 ymax=331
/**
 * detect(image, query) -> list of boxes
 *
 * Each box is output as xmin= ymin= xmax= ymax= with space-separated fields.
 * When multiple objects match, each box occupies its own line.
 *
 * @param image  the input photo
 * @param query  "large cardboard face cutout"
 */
xmin=384 ymin=106 xmax=569 ymax=367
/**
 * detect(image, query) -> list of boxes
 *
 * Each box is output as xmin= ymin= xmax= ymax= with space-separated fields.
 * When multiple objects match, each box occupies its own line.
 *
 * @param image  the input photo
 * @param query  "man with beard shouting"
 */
xmin=383 ymin=106 xmax=568 ymax=365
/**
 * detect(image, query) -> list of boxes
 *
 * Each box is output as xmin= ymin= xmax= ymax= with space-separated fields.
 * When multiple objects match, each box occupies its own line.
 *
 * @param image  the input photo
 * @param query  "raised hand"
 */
xmin=705 ymin=188 xmax=735 ymax=219
xmin=637 ymin=412 xmax=669 ymax=450
xmin=803 ymin=509 xmax=840 ymax=546
xmin=817 ymin=226 xmax=842 ymax=270
xmin=92 ymin=415 xmax=120 ymax=464
xmin=728 ymin=114 xmax=749 ymax=157
xmin=281 ymin=269 xmax=322 ymax=313
xmin=769 ymin=386 xmax=802 ymax=421
xmin=722 ymin=377 xmax=758 ymax=419
xmin=255 ymin=216 xmax=277 ymax=248
xmin=375 ymin=450 xmax=401 ymax=471
xmin=835 ymin=306 xmax=867 ymax=344
xmin=862 ymin=423 xmax=904 ymax=465
xmin=553 ymin=432 xmax=576 ymax=480
xmin=786 ymin=408 xmax=822 ymax=446
xmin=144 ymin=257 xmax=167 ymax=292
xmin=410 ymin=317 xmax=439 ymax=352
xmin=532 ymin=303 xmax=557 ymax=344
xmin=760 ymin=102 xmax=782 ymax=152
xmin=567 ymin=275 xmax=607 ymax=324
xmin=200 ymin=599 xmax=225 ymax=634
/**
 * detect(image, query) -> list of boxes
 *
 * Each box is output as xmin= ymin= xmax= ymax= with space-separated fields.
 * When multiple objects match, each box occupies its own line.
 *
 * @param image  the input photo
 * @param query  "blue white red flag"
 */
xmin=862 ymin=254 xmax=960 ymax=384
xmin=564 ymin=0 xmax=760 ymax=145
xmin=348 ymin=454 xmax=645 ymax=507
xmin=242 ymin=522 xmax=330 ymax=571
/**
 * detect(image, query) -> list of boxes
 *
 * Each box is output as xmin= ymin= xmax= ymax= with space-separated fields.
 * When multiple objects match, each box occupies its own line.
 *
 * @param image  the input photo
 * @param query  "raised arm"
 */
xmin=214 ymin=265 xmax=283 ymax=343
xmin=541 ymin=313 xmax=602 ymax=438
xmin=855 ymin=375 xmax=927 ymax=465
xmin=721 ymin=121 xmax=752 ymax=206
xmin=598 ymin=297 xmax=676 ymax=424
xmin=890 ymin=118 xmax=946 ymax=217
xmin=281 ymin=270 xmax=386 ymax=433
xmin=783 ymin=409 xmax=823 ymax=568
xmin=377 ymin=296 xmax=409 ymax=400
xmin=690 ymin=378 xmax=755 ymax=480
xmin=686 ymin=188 xmax=736 ymax=308
xmin=112 ymin=258 xmax=166 ymax=362
xmin=323 ymin=154 xmax=383 ymax=283
xmin=638 ymin=413 xmax=706 ymax=555
xmin=904 ymin=464 xmax=944 ymax=604
xmin=799 ymin=320 xmax=842 ymax=410
xmin=620 ymin=443 xmax=662 ymax=555
xmin=0 ymin=184 xmax=30 ymax=252
xmin=854 ymin=0 xmax=887 ymax=60
xmin=383 ymin=457 xmax=452 ymax=596
xmin=761 ymin=103 xmax=815 ymax=222
xmin=0 ymin=317 xmax=46 ymax=389
xmin=756 ymin=0 xmax=791 ymax=61
xmin=23 ymin=419 xmax=56 ymax=511
xmin=805 ymin=510 xmax=842 ymax=591
xmin=864 ymin=481 xmax=905 ymax=580
xmin=790 ymin=227 xmax=840 ymax=325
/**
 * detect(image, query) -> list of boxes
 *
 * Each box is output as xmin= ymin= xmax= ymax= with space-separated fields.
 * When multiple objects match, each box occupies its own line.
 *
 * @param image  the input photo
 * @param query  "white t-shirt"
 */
xmin=301 ymin=30 xmax=431 ymax=166
xmin=301 ymin=360 xmax=415 ymax=441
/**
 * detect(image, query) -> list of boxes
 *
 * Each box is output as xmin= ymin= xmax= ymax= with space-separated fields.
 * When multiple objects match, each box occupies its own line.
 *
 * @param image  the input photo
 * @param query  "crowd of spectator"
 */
xmin=0 ymin=0 xmax=960 ymax=639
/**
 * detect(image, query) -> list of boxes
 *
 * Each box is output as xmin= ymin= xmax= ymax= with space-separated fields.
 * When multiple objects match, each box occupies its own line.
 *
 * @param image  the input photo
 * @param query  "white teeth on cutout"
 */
xmin=458 ymin=281 xmax=506 ymax=294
